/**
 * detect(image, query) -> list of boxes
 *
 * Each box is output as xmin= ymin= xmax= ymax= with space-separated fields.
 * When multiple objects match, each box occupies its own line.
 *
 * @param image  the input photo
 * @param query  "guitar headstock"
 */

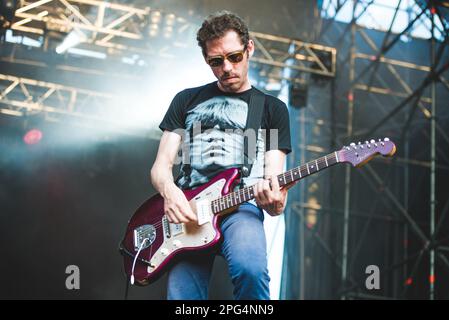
xmin=338 ymin=138 xmax=396 ymax=167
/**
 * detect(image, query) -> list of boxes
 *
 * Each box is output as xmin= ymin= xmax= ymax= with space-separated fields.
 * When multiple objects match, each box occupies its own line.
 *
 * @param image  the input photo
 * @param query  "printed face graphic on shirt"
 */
xmin=177 ymin=96 xmax=265 ymax=189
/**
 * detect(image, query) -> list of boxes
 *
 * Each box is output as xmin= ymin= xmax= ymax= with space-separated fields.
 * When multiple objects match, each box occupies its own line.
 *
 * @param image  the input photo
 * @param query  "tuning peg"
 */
xmin=370 ymin=139 xmax=375 ymax=143
xmin=350 ymin=142 xmax=356 ymax=146
xmin=378 ymin=138 xmax=381 ymax=142
xmin=384 ymin=137 xmax=390 ymax=141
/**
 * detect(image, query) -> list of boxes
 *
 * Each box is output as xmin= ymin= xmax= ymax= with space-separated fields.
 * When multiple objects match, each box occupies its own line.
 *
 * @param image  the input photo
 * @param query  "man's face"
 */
xmin=205 ymin=30 xmax=254 ymax=93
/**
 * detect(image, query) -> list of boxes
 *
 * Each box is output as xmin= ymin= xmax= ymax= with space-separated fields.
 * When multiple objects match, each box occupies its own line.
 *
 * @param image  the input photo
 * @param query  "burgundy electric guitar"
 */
xmin=120 ymin=138 xmax=396 ymax=285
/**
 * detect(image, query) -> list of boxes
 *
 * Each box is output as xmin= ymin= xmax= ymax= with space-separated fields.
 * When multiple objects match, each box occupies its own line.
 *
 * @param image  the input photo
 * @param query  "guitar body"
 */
xmin=120 ymin=168 xmax=241 ymax=286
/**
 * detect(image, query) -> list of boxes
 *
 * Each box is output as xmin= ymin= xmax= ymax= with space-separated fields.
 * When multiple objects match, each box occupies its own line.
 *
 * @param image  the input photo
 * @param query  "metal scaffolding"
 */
xmin=289 ymin=0 xmax=449 ymax=300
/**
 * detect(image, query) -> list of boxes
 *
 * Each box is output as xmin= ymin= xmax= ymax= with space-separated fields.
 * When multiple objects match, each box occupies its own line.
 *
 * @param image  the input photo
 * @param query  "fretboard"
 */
xmin=210 ymin=151 xmax=342 ymax=214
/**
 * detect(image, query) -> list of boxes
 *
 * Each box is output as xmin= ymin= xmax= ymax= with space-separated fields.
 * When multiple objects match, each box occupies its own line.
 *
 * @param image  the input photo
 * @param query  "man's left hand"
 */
xmin=254 ymin=175 xmax=289 ymax=216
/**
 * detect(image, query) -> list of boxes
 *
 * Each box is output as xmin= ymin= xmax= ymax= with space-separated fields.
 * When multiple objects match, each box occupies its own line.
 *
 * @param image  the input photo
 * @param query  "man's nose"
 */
xmin=222 ymin=59 xmax=233 ymax=72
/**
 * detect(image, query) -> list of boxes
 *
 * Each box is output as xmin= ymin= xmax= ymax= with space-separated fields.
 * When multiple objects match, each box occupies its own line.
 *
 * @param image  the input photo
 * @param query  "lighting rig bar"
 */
xmin=10 ymin=0 xmax=336 ymax=77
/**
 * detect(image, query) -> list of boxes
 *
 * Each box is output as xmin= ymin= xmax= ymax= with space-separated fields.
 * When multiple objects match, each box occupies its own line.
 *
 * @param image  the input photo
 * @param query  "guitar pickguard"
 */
xmin=147 ymin=179 xmax=226 ymax=273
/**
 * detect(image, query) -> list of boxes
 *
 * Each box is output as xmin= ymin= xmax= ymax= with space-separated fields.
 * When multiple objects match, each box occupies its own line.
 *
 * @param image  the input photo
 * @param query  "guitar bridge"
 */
xmin=133 ymin=224 xmax=156 ymax=251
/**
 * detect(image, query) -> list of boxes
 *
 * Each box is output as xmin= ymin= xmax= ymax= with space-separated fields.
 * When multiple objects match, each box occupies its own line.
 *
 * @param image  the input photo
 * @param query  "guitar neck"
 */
xmin=211 ymin=150 xmax=343 ymax=214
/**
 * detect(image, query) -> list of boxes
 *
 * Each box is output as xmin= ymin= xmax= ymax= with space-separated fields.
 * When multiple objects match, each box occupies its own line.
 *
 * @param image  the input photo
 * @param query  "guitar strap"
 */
xmin=240 ymin=87 xmax=265 ymax=187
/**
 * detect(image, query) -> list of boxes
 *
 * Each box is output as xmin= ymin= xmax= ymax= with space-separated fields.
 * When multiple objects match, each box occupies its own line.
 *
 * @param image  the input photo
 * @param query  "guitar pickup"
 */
xmin=170 ymin=223 xmax=184 ymax=236
xmin=196 ymin=199 xmax=212 ymax=226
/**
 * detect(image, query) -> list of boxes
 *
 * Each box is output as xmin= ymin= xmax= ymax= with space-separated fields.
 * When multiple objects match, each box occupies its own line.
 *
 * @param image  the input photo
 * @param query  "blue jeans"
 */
xmin=167 ymin=202 xmax=270 ymax=300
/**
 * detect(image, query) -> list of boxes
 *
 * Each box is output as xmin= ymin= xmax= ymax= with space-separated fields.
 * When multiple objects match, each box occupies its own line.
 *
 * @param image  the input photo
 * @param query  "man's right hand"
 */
xmin=162 ymin=183 xmax=197 ymax=224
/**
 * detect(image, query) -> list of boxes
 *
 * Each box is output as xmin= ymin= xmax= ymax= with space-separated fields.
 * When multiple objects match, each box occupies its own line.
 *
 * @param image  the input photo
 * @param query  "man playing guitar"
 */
xmin=151 ymin=11 xmax=292 ymax=300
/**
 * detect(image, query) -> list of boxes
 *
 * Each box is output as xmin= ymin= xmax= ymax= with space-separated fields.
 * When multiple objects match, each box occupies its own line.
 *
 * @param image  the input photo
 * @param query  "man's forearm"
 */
xmin=150 ymin=164 xmax=177 ymax=198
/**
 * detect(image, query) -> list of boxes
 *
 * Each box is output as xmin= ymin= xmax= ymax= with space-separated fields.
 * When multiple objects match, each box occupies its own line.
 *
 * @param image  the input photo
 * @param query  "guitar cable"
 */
xmin=130 ymin=238 xmax=149 ymax=285
xmin=124 ymin=237 xmax=150 ymax=300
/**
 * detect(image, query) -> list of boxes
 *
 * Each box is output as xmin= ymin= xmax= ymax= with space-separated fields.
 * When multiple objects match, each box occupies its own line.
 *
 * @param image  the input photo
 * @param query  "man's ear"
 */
xmin=247 ymin=39 xmax=255 ymax=58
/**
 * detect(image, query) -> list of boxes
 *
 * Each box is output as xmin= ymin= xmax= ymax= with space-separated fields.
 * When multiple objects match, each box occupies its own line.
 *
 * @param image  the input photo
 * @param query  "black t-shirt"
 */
xmin=159 ymin=81 xmax=291 ymax=189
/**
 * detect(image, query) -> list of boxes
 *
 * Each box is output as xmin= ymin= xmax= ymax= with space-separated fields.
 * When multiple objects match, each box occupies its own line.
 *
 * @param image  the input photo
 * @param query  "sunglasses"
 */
xmin=206 ymin=49 xmax=246 ymax=67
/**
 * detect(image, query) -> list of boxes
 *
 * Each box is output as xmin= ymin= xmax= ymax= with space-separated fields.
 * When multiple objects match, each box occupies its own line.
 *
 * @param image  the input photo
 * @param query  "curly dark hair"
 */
xmin=196 ymin=11 xmax=250 ymax=57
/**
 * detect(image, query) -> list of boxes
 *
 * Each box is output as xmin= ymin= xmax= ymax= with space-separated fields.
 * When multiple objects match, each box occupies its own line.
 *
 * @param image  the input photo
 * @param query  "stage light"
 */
xmin=310 ymin=50 xmax=333 ymax=83
xmin=289 ymin=83 xmax=308 ymax=109
xmin=23 ymin=129 xmax=43 ymax=145
xmin=55 ymin=28 xmax=87 ymax=54
xmin=0 ymin=0 xmax=18 ymax=28
xmin=165 ymin=14 xmax=176 ymax=26
xmin=150 ymin=10 xmax=161 ymax=24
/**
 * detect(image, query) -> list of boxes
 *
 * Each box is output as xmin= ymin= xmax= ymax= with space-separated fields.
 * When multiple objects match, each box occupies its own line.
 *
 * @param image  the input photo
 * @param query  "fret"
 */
xmin=290 ymin=170 xmax=294 ymax=183
xmin=306 ymin=163 xmax=310 ymax=175
xmin=298 ymin=167 xmax=302 ymax=178
xmin=327 ymin=153 xmax=336 ymax=166
xmin=315 ymin=159 xmax=319 ymax=171
xmin=249 ymin=186 xmax=254 ymax=198
xmin=300 ymin=165 xmax=307 ymax=177
xmin=325 ymin=155 xmax=329 ymax=167
xmin=335 ymin=151 xmax=339 ymax=162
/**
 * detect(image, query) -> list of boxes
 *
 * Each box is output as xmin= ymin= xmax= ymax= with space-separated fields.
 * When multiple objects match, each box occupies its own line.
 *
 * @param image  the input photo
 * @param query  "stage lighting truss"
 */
xmin=0 ymin=73 xmax=161 ymax=139
xmin=9 ymin=0 xmax=197 ymax=56
xmin=250 ymin=31 xmax=336 ymax=79
xmin=9 ymin=1 xmax=336 ymax=78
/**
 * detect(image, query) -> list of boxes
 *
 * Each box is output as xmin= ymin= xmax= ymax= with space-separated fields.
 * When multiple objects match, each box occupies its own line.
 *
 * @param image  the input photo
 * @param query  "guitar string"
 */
xmin=221 ymin=143 xmax=385 ymax=209
xmin=215 ymin=153 xmax=338 ymax=212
